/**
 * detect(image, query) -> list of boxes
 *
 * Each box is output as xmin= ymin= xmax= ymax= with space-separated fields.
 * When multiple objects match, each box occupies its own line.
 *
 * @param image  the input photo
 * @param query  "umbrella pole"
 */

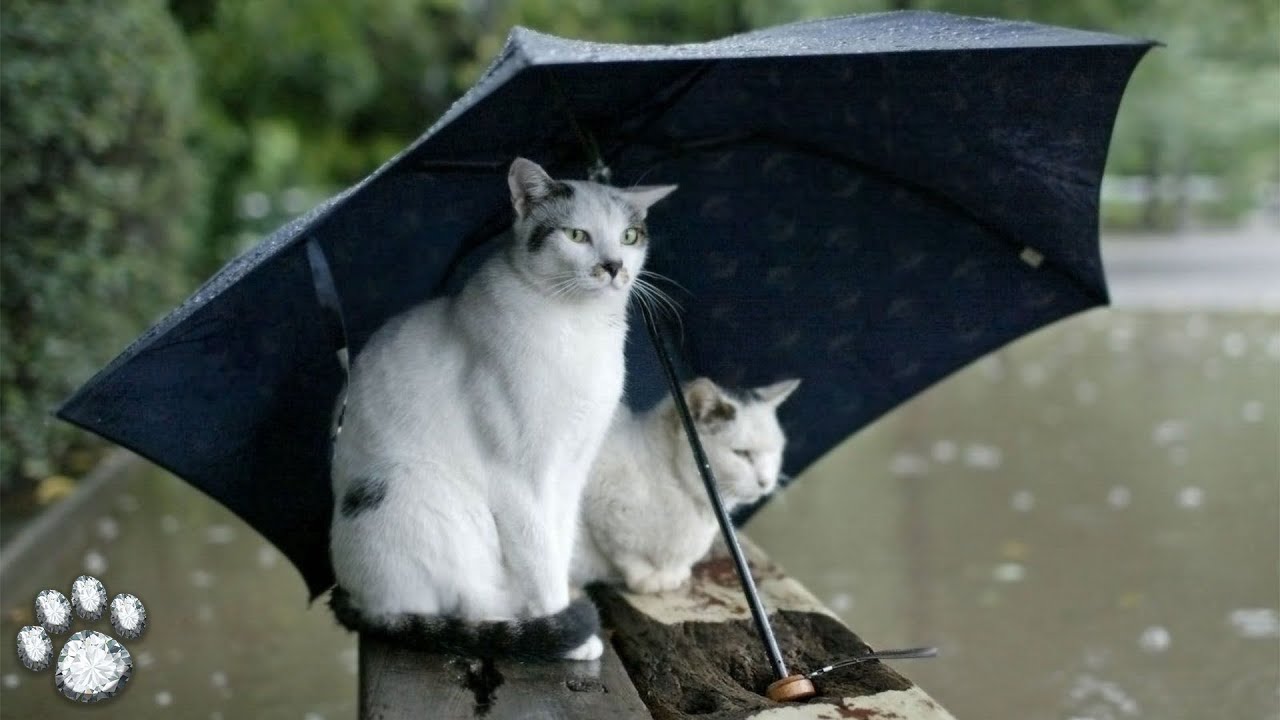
xmin=640 ymin=305 xmax=815 ymax=702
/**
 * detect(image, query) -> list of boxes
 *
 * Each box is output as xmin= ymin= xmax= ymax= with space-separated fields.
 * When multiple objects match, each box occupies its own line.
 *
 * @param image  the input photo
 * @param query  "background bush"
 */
xmin=0 ymin=0 xmax=203 ymax=491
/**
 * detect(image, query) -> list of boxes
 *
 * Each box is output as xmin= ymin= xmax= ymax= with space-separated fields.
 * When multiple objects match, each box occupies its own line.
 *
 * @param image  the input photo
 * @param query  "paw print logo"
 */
xmin=15 ymin=576 xmax=147 ymax=703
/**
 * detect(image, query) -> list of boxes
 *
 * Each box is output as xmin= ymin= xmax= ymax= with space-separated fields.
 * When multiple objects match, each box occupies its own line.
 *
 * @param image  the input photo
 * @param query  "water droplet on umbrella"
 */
xmin=155 ymin=690 xmax=173 ymax=706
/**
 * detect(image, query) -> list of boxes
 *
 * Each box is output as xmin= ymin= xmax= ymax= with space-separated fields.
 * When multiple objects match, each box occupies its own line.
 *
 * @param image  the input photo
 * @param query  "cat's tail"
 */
xmin=328 ymin=586 xmax=600 ymax=660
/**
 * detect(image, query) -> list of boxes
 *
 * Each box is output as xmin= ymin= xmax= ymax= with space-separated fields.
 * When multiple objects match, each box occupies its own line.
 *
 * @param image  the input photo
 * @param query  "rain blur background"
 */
xmin=1 ymin=1 xmax=1276 ymax=718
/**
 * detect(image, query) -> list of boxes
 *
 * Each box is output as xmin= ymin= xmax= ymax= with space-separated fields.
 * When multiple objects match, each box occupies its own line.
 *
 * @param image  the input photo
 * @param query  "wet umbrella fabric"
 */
xmin=58 ymin=12 xmax=1153 ymax=598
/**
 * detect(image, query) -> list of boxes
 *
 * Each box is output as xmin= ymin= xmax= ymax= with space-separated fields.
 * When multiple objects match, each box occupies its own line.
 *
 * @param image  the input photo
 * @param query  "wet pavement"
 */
xmin=750 ymin=309 xmax=1280 ymax=720
xmin=2 ymin=260 xmax=1277 ymax=718
xmin=0 ymin=469 xmax=356 ymax=719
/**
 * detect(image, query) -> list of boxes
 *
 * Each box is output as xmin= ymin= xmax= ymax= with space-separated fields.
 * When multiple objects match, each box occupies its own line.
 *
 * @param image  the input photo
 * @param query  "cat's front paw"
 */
xmin=626 ymin=567 xmax=690 ymax=594
xmin=561 ymin=634 xmax=603 ymax=661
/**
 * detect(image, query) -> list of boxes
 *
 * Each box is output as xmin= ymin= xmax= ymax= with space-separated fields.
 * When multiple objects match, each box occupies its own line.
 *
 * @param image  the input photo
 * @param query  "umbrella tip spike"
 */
xmin=766 ymin=674 xmax=818 ymax=703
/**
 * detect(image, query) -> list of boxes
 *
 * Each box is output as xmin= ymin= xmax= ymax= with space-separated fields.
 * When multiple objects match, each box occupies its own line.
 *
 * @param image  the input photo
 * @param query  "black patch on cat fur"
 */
xmin=545 ymin=181 xmax=574 ymax=201
xmin=692 ymin=399 xmax=736 ymax=425
xmin=341 ymin=477 xmax=387 ymax=518
xmin=528 ymin=223 xmax=556 ymax=253
xmin=706 ymin=402 xmax=737 ymax=424
xmin=328 ymin=586 xmax=599 ymax=660
xmin=526 ymin=182 xmax=573 ymax=252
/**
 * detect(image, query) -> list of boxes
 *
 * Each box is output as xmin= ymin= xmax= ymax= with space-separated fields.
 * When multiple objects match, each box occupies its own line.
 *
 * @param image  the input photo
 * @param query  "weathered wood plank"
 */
xmin=590 ymin=538 xmax=956 ymax=720
xmin=358 ymin=631 xmax=651 ymax=720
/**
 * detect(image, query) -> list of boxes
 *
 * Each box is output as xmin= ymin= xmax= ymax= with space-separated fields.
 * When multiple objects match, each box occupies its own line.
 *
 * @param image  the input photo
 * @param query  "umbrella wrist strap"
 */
xmin=306 ymin=239 xmax=351 ymax=437
xmin=640 ymin=304 xmax=789 ymax=681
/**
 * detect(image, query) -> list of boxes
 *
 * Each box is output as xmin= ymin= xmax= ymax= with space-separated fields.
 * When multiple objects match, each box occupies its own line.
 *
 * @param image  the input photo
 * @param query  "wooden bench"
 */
xmin=359 ymin=539 xmax=955 ymax=719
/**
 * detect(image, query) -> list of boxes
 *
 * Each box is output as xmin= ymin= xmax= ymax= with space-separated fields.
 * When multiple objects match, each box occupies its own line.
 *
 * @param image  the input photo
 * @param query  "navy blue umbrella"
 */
xmin=59 ymin=11 xmax=1151 ymax=624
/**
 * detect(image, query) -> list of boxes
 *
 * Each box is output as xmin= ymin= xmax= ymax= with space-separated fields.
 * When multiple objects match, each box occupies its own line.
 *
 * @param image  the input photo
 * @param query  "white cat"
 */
xmin=328 ymin=158 xmax=675 ymax=660
xmin=573 ymin=376 xmax=800 ymax=594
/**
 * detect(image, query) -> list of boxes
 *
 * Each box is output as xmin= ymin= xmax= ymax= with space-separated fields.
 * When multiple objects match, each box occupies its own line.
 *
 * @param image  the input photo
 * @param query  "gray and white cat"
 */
xmin=328 ymin=158 xmax=675 ymax=660
xmin=573 ymin=377 xmax=800 ymax=593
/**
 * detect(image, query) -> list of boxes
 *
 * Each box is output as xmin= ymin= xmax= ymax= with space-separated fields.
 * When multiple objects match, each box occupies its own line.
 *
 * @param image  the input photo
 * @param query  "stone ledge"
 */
xmin=590 ymin=538 xmax=956 ymax=720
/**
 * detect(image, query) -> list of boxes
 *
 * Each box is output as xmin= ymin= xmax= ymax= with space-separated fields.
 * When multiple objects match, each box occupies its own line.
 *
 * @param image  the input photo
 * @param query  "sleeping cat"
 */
xmin=573 ymin=376 xmax=800 ymax=593
xmin=328 ymin=158 xmax=675 ymax=660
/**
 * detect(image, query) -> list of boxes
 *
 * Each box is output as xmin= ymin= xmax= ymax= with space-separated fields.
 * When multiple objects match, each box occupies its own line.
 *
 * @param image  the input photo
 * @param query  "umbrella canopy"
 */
xmin=58 ymin=11 xmax=1153 ymax=598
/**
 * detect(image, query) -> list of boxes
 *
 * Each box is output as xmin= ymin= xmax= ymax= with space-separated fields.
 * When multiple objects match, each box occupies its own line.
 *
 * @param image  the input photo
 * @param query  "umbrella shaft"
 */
xmin=640 ymin=305 xmax=789 ymax=681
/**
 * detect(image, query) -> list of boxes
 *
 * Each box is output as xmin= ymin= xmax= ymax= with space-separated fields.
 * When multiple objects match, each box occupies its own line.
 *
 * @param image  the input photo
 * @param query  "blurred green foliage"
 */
xmin=1 ymin=0 xmax=1276 ymax=492
xmin=1 ymin=0 xmax=202 ymax=490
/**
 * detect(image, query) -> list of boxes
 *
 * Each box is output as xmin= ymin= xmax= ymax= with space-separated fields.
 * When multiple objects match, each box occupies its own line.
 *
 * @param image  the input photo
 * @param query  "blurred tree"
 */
xmin=1 ymin=0 xmax=204 ymax=491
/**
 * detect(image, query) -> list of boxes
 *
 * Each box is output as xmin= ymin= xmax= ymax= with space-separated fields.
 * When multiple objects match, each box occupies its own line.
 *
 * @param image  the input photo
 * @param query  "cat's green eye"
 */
xmin=621 ymin=227 xmax=642 ymax=245
xmin=565 ymin=228 xmax=590 ymax=244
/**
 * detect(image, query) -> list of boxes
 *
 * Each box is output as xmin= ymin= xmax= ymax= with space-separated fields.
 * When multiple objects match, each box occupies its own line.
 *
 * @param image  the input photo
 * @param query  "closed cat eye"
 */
xmin=621 ymin=227 xmax=642 ymax=245
xmin=564 ymin=227 xmax=590 ymax=243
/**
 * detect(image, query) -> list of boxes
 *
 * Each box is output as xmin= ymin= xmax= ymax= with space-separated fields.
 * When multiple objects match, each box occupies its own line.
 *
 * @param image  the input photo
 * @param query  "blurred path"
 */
xmin=1102 ymin=227 xmax=1280 ymax=309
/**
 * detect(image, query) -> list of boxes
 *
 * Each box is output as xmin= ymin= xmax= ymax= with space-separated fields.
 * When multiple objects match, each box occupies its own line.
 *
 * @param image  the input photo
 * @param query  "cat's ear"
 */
xmin=684 ymin=377 xmax=736 ymax=426
xmin=755 ymin=378 xmax=801 ymax=407
xmin=508 ymin=158 xmax=560 ymax=219
xmin=622 ymin=184 xmax=678 ymax=216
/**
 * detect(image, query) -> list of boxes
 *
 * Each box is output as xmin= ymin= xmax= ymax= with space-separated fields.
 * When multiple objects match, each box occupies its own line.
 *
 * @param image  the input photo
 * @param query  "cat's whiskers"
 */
xmin=639 ymin=269 xmax=690 ymax=297
xmin=635 ymin=277 xmax=683 ymax=317
xmin=545 ymin=273 xmax=584 ymax=301
xmin=632 ymin=278 xmax=685 ymax=340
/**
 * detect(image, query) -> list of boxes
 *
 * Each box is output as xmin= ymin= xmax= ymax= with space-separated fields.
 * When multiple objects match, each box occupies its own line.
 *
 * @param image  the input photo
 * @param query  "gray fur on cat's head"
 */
xmin=676 ymin=377 xmax=801 ymax=508
xmin=508 ymin=158 xmax=676 ymax=300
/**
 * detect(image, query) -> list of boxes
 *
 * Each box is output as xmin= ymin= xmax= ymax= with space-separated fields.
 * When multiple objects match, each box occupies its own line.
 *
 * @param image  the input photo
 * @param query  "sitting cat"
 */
xmin=328 ymin=158 xmax=675 ymax=660
xmin=573 ymin=376 xmax=800 ymax=594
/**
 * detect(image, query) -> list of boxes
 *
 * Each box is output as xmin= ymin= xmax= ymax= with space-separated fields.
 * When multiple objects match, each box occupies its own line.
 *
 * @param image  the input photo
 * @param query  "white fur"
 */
xmin=573 ymin=377 xmax=800 ymax=593
xmin=330 ymin=158 xmax=675 ymax=660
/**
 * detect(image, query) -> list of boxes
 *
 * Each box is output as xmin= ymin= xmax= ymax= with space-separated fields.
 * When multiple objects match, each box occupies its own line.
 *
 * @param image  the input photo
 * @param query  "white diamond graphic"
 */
xmin=71 ymin=576 xmax=107 ymax=621
xmin=55 ymin=630 xmax=132 ymax=702
xmin=35 ymin=590 xmax=71 ymax=635
xmin=110 ymin=594 xmax=147 ymax=639
xmin=16 ymin=626 xmax=52 ymax=671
